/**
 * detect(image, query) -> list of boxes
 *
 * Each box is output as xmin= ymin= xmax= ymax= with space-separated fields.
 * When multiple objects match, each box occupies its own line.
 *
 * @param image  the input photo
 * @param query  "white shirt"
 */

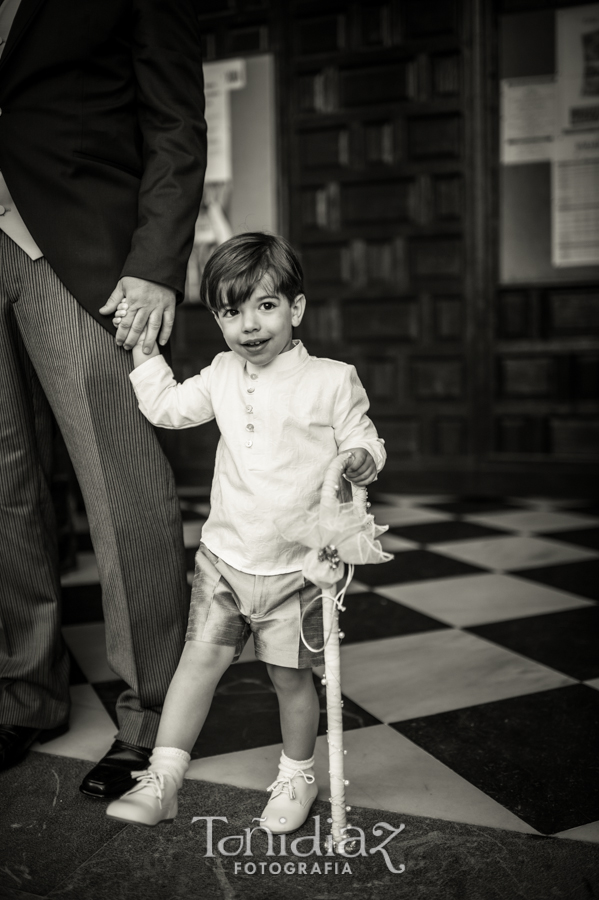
xmin=0 ymin=0 xmax=44 ymax=260
xmin=130 ymin=341 xmax=386 ymax=575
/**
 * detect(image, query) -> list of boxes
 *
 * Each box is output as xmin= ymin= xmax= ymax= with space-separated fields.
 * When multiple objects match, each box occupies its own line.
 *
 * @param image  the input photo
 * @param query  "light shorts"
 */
xmin=186 ymin=544 xmax=325 ymax=669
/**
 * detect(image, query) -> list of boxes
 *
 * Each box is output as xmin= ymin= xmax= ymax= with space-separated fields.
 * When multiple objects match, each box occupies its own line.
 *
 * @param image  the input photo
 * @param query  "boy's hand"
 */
xmin=123 ymin=316 xmax=161 ymax=368
xmin=344 ymin=448 xmax=377 ymax=486
xmin=99 ymin=276 xmax=176 ymax=353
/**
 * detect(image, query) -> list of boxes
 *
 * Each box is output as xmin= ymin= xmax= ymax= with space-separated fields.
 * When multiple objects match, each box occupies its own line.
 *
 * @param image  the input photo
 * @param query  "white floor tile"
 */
xmin=374 ymin=494 xmax=455 ymax=508
xmin=234 ymin=634 xmax=257 ymax=664
xmin=507 ymin=497 xmax=591 ymax=510
xmin=432 ymin=535 xmax=596 ymax=572
xmin=465 ymin=510 xmax=599 ymax=534
xmin=331 ymin=726 xmax=538 ymax=833
xmin=186 ymin=726 xmax=538 ymax=834
xmin=379 ymin=533 xmax=419 ymax=552
xmin=183 ymin=520 xmax=205 ymax=548
xmin=60 ymin=552 xmax=99 ymax=586
xmin=32 ymin=685 xmax=116 ymax=763
xmin=345 ymin=580 xmax=370 ymax=593
xmin=338 ymin=629 xmax=575 ymax=722
xmin=368 ymin=506 xmax=451 ymax=527
xmin=376 ymin=574 xmax=594 ymax=627
xmin=68 ymin=683 xmax=109 ymax=711
xmin=62 ymin=622 xmax=114 ymax=683
xmin=186 ymin=742 xmax=281 ymax=788
xmin=554 ymin=821 xmax=599 ymax=844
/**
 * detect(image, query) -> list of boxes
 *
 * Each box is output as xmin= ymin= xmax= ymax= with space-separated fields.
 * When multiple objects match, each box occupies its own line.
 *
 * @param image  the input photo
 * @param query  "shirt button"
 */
xmin=0 ymin=206 xmax=5 ymax=216
xmin=250 ymin=373 xmax=258 ymax=380
xmin=246 ymin=405 xmax=253 ymax=413
xmin=246 ymin=423 xmax=254 ymax=431
xmin=245 ymin=440 xmax=253 ymax=447
xmin=247 ymin=387 xmax=255 ymax=393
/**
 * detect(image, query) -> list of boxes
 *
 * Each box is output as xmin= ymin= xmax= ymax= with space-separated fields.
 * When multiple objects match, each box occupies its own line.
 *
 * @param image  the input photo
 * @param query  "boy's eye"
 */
xmin=222 ymin=308 xmax=238 ymax=318
xmin=260 ymin=301 xmax=275 ymax=310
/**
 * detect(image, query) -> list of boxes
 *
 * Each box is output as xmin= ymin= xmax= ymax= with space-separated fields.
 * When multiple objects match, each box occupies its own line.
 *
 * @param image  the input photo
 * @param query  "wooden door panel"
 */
xmin=286 ymin=0 xmax=471 ymax=473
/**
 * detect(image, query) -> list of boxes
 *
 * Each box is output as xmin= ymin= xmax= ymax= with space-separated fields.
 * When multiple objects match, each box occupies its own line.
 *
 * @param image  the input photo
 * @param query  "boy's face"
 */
xmin=213 ymin=276 xmax=306 ymax=367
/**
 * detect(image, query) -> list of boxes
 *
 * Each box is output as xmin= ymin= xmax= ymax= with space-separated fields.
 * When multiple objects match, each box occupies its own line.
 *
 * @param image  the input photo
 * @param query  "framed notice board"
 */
xmin=500 ymin=4 xmax=599 ymax=284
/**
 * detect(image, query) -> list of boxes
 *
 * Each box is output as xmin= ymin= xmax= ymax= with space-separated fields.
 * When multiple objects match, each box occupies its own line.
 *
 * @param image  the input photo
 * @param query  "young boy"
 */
xmin=105 ymin=232 xmax=386 ymax=831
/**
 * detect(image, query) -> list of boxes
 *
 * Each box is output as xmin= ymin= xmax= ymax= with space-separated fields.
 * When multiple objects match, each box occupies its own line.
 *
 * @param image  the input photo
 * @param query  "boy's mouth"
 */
xmin=242 ymin=339 xmax=269 ymax=349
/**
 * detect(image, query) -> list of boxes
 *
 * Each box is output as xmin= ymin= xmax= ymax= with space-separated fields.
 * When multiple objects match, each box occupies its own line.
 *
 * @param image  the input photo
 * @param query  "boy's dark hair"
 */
xmin=200 ymin=232 xmax=304 ymax=312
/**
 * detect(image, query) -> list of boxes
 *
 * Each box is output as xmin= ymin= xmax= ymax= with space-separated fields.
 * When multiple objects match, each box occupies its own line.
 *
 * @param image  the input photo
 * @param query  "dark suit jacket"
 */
xmin=0 ymin=0 xmax=207 ymax=333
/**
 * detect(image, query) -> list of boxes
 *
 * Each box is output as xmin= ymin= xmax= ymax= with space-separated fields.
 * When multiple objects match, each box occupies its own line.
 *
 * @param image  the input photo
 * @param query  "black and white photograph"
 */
xmin=0 ymin=1 xmax=598 ymax=898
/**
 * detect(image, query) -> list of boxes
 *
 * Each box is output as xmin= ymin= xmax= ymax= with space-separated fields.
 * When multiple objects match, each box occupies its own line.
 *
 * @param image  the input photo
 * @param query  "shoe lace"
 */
xmin=126 ymin=769 xmax=166 ymax=806
xmin=266 ymin=768 xmax=315 ymax=801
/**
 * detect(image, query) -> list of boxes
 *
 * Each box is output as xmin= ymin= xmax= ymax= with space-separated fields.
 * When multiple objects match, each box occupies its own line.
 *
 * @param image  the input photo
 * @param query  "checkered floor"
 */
xmin=43 ymin=489 xmax=599 ymax=844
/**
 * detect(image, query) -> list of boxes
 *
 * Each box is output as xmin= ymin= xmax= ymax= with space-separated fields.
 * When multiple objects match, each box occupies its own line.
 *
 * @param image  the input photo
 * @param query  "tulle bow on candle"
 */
xmin=278 ymin=499 xmax=393 ymax=590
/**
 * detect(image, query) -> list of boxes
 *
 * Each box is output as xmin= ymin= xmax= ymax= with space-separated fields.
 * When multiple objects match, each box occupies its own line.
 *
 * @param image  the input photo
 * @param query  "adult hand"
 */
xmin=344 ymin=448 xmax=377 ymax=487
xmin=99 ymin=277 xmax=176 ymax=353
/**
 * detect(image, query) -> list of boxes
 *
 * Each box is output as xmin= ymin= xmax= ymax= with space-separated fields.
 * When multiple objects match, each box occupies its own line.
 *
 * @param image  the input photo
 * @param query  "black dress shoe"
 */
xmin=0 ymin=722 xmax=69 ymax=771
xmin=80 ymin=739 xmax=152 ymax=799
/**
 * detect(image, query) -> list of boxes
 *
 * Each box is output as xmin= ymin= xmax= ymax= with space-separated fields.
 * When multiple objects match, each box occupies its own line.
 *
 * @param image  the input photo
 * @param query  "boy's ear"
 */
xmin=291 ymin=293 xmax=306 ymax=327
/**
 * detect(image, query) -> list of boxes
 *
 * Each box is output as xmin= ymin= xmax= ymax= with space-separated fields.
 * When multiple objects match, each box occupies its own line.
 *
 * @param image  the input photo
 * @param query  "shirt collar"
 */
xmin=244 ymin=340 xmax=309 ymax=378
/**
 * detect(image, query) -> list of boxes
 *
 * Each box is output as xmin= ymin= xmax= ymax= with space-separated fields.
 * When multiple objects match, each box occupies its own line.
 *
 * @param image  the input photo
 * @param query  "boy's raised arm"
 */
xmin=129 ymin=348 xmax=216 ymax=430
xmin=333 ymin=366 xmax=386 ymax=476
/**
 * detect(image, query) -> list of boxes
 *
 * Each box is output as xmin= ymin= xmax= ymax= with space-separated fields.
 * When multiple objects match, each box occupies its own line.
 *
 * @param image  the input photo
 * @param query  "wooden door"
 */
xmin=169 ymin=0 xmax=597 ymax=493
xmin=283 ymin=0 xmax=490 ymax=490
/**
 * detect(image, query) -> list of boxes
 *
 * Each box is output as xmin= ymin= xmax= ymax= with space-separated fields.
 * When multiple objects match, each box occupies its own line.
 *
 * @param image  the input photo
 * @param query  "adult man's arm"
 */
xmin=99 ymin=0 xmax=207 ymax=353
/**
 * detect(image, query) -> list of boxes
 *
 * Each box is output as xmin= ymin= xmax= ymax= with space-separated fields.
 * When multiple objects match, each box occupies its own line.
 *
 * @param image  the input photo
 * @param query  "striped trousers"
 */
xmin=0 ymin=233 xmax=189 ymax=747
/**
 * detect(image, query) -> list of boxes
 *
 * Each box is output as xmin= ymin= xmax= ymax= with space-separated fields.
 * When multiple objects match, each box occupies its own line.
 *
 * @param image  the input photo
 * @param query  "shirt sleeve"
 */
xmin=129 ymin=353 xmax=215 ymax=429
xmin=333 ymin=365 xmax=387 ymax=473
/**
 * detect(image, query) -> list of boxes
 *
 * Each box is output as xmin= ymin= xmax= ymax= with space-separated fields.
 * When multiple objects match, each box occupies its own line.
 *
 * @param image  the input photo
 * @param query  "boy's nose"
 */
xmin=241 ymin=312 xmax=259 ymax=331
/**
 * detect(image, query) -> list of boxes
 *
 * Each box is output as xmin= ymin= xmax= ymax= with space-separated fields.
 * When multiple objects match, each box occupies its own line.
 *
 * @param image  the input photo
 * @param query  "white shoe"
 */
xmin=259 ymin=769 xmax=318 ymax=834
xmin=106 ymin=770 xmax=178 ymax=827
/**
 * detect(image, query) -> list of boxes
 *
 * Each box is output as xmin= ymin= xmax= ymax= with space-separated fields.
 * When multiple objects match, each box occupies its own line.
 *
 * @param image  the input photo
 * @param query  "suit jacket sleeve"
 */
xmin=122 ymin=0 xmax=207 ymax=295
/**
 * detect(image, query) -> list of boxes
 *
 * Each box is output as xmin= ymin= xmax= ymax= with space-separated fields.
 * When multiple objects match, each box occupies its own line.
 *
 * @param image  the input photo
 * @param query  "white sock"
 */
xmin=279 ymin=750 xmax=314 ymax=780
xmin=149 ymin=746 xmax=191 ymax=789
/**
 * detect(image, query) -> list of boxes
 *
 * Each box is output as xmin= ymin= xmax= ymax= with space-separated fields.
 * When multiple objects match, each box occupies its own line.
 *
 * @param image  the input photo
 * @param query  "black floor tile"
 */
xmin=546 ymin=527 xmax=599 ymax=551
xmin=76 ymin=531 xmax=94 ymax=552
xmin=514 ymin=559 xmax=599 ymax=601
xmin=61 ymin=584 xmax=103 ymax=625
xmin=92 ymin=680 xmax=129 ymax=728
xmin=0 ymin=753 xmax=126 ymax=897
xmin=190 ymin=660 xmax=380 ymax=760
xmin=67 ymin=647 xmax=87 ymax=686
xmin=466 ymin=606 xmax=599 ymax=681
xmin=391 ymin=684 xmax=599 ymax=835
xmin=419 ymin=497 xmax=527 ymax=515
xmin=341 ymin=591 xmax=448 ymax=643
xmin=563 ymin=503 xmax=599 ymax=515
xmin=355 ymin=549 xmax=486 ymax=587
xmin=389 ymin=521 xmax=511 ymax=544
xmin=178 ymin=489 xmax=211 ymax=500
xmin=180 ymin=508 xmax=205 ymax=521
xmin=185 ymin=546 xmax=197 ymax=572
